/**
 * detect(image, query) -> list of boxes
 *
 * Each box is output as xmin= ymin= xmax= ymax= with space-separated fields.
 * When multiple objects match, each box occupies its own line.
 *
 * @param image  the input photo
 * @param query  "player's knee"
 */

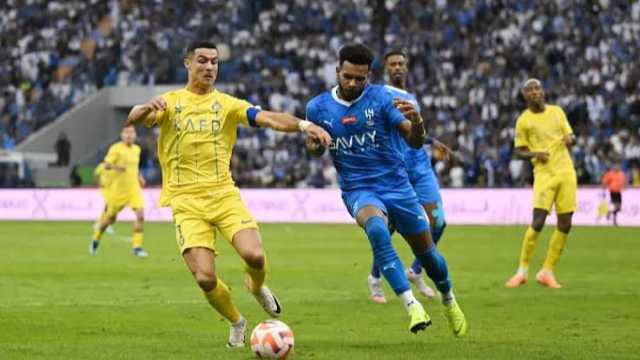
xmin=243 ymin=249 xmax=265 ymax=269
xmin=136 ymin=213 xmax=145 ymax=222
xmin=364 ymin=216 xmax=388 ymax=239
xmin=194 ymin=271 xmax=217 ymax=292
xmin=558 ymin=221 xmax=572 ymax=233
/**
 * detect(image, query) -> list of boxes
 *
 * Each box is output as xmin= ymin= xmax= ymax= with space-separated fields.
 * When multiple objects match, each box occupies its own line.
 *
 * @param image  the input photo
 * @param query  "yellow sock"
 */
xmin=203 ymin=279 xmax=241 ymax=323
xmin=132 ymin=231 xmax=144 ymax=248
xmin=245 ymin=256 xmax=267 ymax=295
xmin=92 ymin=228 xmax=104 ymax=241
xmin=518 ymin=227 xmax=540 ymax=271
xmin=542 ymin=230 xmax=568 ymax=272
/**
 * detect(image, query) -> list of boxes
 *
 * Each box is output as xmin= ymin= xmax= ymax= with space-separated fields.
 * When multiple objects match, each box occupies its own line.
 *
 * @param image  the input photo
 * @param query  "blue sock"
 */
xmin=410 ymin=258 xmax=422 ymax=274
xmin=364 ymin=216 xmax=410 ymax=295
xmin=430 ymin=203 xmax=446 ymax=245
xmin=432 ymin=221 xmax=447 ymax=245
xmin=370 ymin=258 xmax=381 ymax=278
xmin=415 ymin=245 xmax=451 ymax=294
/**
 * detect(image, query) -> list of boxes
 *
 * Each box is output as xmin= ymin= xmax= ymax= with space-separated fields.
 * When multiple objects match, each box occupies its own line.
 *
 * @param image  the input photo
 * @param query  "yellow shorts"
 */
xmin=532 ymin=171 xmax=577 ymax=214
xmin=170 ymin=187 xmax=258 ymax=255
xmin=105 ymin=190 xmax=145 ymax=218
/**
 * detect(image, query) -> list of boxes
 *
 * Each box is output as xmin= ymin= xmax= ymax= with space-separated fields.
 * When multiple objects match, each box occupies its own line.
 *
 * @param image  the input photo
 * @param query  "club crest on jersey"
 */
xmin=341 ymin=116 xmax=357 ymax=125
xmin=211 ymin=101 xmax=222 ymax=113
xmin=365 ymin=108 xmax=375 ymax=126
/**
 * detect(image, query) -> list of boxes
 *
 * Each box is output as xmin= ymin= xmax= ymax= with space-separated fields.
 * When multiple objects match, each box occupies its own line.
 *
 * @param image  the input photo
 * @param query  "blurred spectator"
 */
xmin=69 ymin=165 xmax=82 ymax=187
xmin=54 ymin=132 xmax=71 ymax=166
xmin=2 ymin=0 xmax=640 ymax=188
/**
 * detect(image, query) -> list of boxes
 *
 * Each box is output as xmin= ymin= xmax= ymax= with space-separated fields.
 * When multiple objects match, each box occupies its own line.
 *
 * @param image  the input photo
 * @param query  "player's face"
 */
xmin=121 ymin=126 xmax=136 ymax=145
xmin=336 ymin=61 xmax=370 ymax=101
xmin=385 ymin=54 xmax=407 ymax=84
xmin=522 ymin=81 xmax=545 ymax=108
xmin=185 ymin=48 xmax=219 ymax=86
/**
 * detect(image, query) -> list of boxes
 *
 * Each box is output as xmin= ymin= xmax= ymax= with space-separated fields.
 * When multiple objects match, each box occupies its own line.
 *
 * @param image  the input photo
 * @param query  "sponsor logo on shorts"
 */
xmin=241 ymin=219 xmax=253 ymax=224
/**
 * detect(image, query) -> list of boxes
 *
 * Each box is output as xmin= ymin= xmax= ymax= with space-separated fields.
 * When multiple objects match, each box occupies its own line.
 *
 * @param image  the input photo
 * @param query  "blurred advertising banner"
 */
xmin=0 ymin=188 xmax=638 ymax=226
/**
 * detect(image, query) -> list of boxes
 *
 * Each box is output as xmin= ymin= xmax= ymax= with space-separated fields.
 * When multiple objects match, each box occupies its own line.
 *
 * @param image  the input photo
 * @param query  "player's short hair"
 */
xmin=521 ymin=78 xmax=542 ymax=93
xmin=185 ymin=40 xmax=218 ymax=58
xmin=338 ymin=43 xmax=374 ymax=68
xmin=383 ymin=49 xmax=407 ymax=62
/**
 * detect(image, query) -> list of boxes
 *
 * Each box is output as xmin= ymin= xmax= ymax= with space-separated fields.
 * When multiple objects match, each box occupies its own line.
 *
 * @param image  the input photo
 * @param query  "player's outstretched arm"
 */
xmin=126 ymin=96 xmax=167 ymax=126
xmin=394 ymin=99 xmax=426 ymax=148
xmin=255 ymin=111 xmax=332 ymax=147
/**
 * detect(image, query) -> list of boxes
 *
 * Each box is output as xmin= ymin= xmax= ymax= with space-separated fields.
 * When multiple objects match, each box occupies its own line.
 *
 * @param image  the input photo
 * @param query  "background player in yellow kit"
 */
xmin=93 ymin=162 xmax=115 ymax=235
xmin=505 ymin=78 xmax=576 ymax=289
xmin=89 ymin=125 xmax=148 ymax=258
xmin=126 ymin=40 xmax=331 ymax=348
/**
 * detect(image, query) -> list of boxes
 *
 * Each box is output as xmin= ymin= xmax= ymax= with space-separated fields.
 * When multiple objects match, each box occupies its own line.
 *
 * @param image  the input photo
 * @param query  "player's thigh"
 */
xmin=231 ymin=228 xmax=265 ymax=267
xmin=555 ymin=173 xmax=577 ymax=214
xmin=212 ymin=188 xmax=259 ymax=245
xmin=532 ymin=175 xmax=556 ymax=212
xmin=105 ymin=197 xmax=126 ymax=219
xmin=410 ymin=167 xmax=442 ymax=205
xmin=342 ymin=190 xmax=387 ymax=226
xmin=383 ymin=190 xmax=429 ymax=236
xmin=128 ymin=191 xmax=145 ymax=212
xmin=172 ymin=198 xmax=218 ymax=255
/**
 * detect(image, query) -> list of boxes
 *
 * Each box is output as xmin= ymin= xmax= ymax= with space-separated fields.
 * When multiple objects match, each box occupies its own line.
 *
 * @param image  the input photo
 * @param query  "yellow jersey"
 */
xmin=144 ymin=88 xmax=253 ymax=206
xmin=103 ymin=141 xmax=142 ymax=196
xmin=514 ymin=104 xmax=575 ymax=177
xmin=94 ymin=162 xmax=113 ymax=189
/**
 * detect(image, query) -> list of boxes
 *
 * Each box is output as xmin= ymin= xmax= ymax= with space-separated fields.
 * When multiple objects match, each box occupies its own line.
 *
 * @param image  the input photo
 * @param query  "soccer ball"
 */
xmin=250 ymin=319 xmax=294 ymax=359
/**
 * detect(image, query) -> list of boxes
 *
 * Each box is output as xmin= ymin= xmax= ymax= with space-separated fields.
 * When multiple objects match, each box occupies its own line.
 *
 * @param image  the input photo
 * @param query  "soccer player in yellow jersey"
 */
xmin=126 ymin=40 xmax=331 ymax=348
xmin=93 ymin=162 xmax=115 ymax=235
xmin=89 ymin=126 xmax=148 ymax=258
xmin=505 ymin=79 xmax=577 ymax=289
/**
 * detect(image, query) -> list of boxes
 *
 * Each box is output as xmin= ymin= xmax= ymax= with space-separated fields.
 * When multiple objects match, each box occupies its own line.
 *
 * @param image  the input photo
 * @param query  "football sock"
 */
xmin=245 ymin=256 xmax=267 ymax=295
xmin=399 ymin=290 xmax=419 ymax=311
xmin=430 ymin=203 xmax=446 ymax=245
xmin=370 ymin=259 xmax=381 ymax=279
xmin=518 ymin=226 xmax=540 ymax=271
xmin=415 ymin=245 xmax=451 ymax=294
xmin=92 ymin=228 xmax=104 ymax=241
xmin=132 ymin=231 xmax=144 ymax=248
xmin=364 ymin=216 xmax=410 ymax=295
xmin=542 ymin=230 xmax=568 ymax=272
xmin=204 ymin=279 xmax=241 ymax=324
xmin=410 ymin=258 xmax=423 ymax=275
xmin=441 ymin=290 xmax=455 ymax=305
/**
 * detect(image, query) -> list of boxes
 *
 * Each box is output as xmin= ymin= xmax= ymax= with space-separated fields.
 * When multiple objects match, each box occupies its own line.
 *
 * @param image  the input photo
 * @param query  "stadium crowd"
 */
xmin=1 ymin=0 xmax=640 ymax=188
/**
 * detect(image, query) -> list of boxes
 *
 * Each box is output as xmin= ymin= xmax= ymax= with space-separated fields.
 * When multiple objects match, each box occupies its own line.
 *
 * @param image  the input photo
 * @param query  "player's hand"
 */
xmin=304 ymin=124 xmax=332 ymax=148
xmin=139 ymin=176 xmax=146 ymax=187
xmin=394 ymin=99 xmax=421 ymax=123
xmin=533 ymin=151 xmax=549 ymax=163
xmin=305 ymin=136 xmax=326 ymax=156
xmin=432 ymin=140 xmax=452 ymax=161
xmin=114 ymin=165 xmax=126 ymax=172
xmin=145 ymin=96 xmax=167 ymax=112
xmin=563 ymin=134 xmax=574 ymax=147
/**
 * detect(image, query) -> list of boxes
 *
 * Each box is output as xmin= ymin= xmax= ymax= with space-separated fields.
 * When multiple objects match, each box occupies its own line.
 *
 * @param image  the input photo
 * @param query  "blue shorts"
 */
xmin=342 ymin=187 xmax=429 ymax=236
xmin=407 ymin=162 xmax=442 ymax=205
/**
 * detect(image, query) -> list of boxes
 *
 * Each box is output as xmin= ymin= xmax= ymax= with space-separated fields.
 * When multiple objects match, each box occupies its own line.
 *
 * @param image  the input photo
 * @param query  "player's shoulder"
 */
xmin=546 ymin=104 xmax=566 ymax=114
xmin=109 ymin=141 xmax=124 ymax=151
xmin=306 ymin=90 xmax=332 ymax=109
xmin=133 ymin=144 xmax=142 ymax=152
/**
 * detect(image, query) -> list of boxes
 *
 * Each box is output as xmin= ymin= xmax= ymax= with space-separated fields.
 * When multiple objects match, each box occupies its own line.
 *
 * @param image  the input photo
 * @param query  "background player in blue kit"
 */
xmin=304 ymin=43 xmax=467 ymax=336
xmin=367 ymin=50 xmax=451 ymax=303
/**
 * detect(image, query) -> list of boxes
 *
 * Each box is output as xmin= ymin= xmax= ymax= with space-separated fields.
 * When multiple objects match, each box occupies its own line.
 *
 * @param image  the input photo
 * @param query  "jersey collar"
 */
xmin=331 ymin=85 xmax=369 ymax=107
xmin=384 ymin=84 xmax=408 ymax=94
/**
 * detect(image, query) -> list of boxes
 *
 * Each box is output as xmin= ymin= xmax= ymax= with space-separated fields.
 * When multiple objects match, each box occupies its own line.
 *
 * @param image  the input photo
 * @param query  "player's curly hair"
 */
xmin=338 ymin=43 xmax=374 ymax=68
xmin=383 ymin=49 xmax=407 ymax=62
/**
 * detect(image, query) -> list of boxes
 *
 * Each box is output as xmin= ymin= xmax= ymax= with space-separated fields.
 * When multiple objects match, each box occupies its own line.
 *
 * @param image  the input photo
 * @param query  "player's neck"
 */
xmin=186 ymin=81 xmax=214 ymax=95
xmin=528 ymin=103 xmax=546 ymax=113
xmin=390 ymin=79 xmax=406 ymax=90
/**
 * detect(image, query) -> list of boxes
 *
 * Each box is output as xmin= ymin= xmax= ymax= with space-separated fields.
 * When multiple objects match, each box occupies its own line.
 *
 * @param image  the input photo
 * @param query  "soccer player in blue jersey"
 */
xmin=367 ymin=50 xmax=451 ymax=303
xmin=304 ymin=43 xmax=467 ymax=336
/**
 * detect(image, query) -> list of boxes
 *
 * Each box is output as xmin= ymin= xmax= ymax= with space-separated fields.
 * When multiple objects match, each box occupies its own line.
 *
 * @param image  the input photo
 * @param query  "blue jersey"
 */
xmin=305 ymin=84 xmax=412 ymax=192
xmin=383 ymin=85 xmax=431 ymax=170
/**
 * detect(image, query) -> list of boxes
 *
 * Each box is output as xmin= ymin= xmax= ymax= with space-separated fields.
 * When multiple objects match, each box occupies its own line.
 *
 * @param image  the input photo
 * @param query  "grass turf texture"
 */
xmin=0 ymin=221 xmax=638 ymax=359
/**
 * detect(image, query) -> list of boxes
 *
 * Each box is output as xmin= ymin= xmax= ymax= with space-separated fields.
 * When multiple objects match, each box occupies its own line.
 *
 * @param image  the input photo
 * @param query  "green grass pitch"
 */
xmin=1 ymin=221 xmax=639 ymax=359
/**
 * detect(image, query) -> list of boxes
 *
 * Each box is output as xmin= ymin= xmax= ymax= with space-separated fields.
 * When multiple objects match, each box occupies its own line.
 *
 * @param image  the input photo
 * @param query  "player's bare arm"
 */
xmin=126 ymin=96 xmax=167 ymax=126
xmin=514 ymin=146 xmax=549 ymax=163
xmin=255 ymin=111 xmax=332 ymax=147
xmin=563 ymin=134 xmax=575 ymax=147
xmin=394 ymin=99 xmax=426 ymax=149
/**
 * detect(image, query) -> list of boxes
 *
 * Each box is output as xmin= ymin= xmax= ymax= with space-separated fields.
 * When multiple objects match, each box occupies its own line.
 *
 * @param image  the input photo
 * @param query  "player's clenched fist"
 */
xmin=145 ymin=96 xmax=167 ymax=112
xmin=304 ymin=124 xmax=332 ymax=148
xmin=393 ymin=99 xmax=421 ymax=123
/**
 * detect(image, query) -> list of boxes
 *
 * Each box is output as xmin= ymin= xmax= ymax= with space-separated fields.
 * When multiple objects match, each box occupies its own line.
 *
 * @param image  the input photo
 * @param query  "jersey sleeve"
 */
xmin=143 ymin=93 xmax=174 ymax=128
xmin=557 ymin=107 xmax=573 ymax=135
xmin=514 ymin=115 xmax=529 ymax=148
xmin=305 ymin=99 xmax=319 ymax=124
xmin=228 ymin=96 xmax=255 ymax=128
xmin=104 ymin=144 xmax=120 ymax=165
xmin=382 ymin=90 xmax=406 ymax=127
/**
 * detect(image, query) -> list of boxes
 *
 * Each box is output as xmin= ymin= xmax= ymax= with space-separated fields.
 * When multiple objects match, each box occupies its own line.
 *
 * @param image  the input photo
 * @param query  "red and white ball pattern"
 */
xmin=250 ymin=320 xmax=294 ymax=359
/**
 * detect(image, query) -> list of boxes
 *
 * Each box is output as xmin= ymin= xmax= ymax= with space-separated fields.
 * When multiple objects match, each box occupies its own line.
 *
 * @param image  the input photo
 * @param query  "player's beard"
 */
xmin=339 ymin=84 xmax=363 ymax=102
